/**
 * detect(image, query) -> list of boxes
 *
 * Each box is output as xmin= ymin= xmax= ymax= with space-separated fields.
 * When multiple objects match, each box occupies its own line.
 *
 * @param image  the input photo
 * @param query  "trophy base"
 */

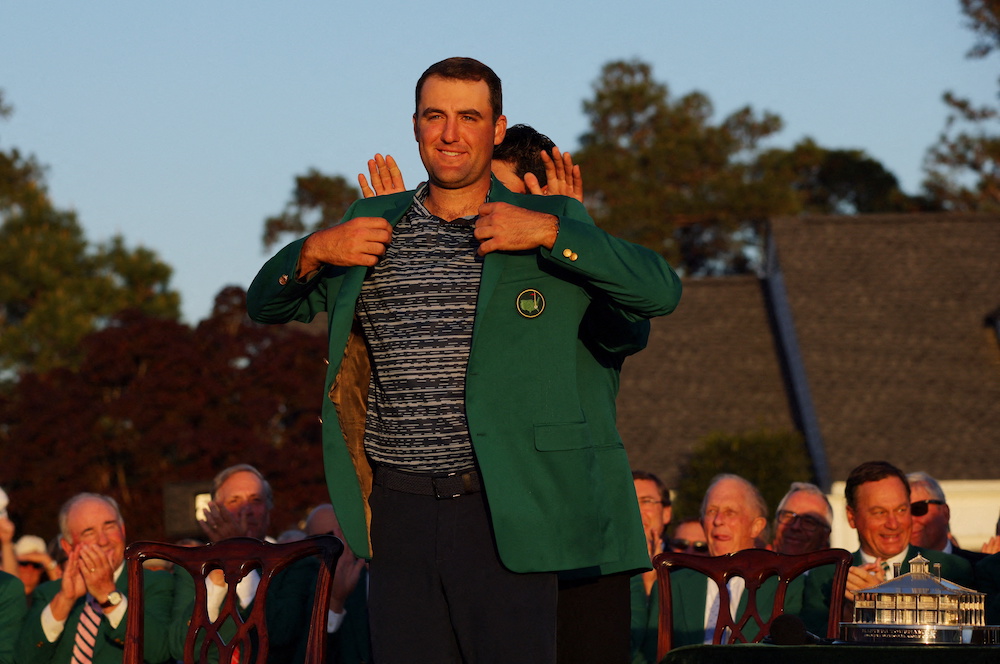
xmin=840 ymin=623 xmax=1000 ymax=645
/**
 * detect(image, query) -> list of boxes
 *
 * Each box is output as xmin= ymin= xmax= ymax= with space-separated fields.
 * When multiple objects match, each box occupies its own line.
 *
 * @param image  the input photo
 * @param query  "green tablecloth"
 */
xmin=660 ymin=643 xmax=1000 ymax=664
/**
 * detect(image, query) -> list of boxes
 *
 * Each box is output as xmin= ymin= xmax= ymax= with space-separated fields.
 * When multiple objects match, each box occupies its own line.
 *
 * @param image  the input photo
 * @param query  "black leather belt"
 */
xmin=374 ymin=466 xmax=481 ymax=499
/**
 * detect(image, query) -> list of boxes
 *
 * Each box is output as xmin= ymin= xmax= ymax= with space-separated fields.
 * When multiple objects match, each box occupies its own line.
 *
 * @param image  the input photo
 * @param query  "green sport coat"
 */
xmin=247 ymin=179 xmax=682 ymax=575
xmin=665 ymin=567 xmax=799 ymax=649
xmin=168 ymin=557 xmax=321 ymax=664
xmin=0 ymin=571 xmax=26 ymax=664
xmin=974 ymin=552 xmax=1000 ymax=625
xmin=800 ymin=544 xmax=975 ymax=634
xmin=17 ymin=569 xmax=173 ymax=664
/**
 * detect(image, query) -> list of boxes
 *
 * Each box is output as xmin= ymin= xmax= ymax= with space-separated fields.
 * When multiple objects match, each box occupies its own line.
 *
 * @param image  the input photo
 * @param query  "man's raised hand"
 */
xmin=524 ymin=147 xmax=584 ymax=203
xmin=358 ymin=154 xmax=406 ymax=198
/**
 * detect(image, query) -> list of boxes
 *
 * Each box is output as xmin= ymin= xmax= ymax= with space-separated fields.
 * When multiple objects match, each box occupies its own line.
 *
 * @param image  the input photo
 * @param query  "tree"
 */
xmin=0 ymin=92 xmax=181 ymax=378
xmin=0 ymin=287 xmax=330 ymax=541
xmin=755 ymin=138 xmax=937 ymax=215
xmin=262 ymin=169 xmax=360 ymax=250
xmin=574 ymin=60 xmax=788 ymax=271
xmin=575 ymin=61 xmax=921 ymax=275
xmin=922 ymin=0 xmax=1000 ymax=210
xmin=671 ymin=428 xmax=813 ymax=525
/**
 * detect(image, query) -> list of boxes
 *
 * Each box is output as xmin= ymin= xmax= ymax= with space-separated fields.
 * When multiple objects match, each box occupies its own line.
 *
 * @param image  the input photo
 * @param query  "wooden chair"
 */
xmin=653 ymin=547 xmax=851 ymax=659
xmin=123 ymin=534 xmax=343 ymax=664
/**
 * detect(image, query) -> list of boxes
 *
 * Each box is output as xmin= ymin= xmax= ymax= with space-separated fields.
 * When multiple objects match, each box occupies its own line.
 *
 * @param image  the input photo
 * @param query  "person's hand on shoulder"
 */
xmin=358 ymin=154 xmax=406 ymax=198
xmin=524 ymin=147 xmax=583 ymax=203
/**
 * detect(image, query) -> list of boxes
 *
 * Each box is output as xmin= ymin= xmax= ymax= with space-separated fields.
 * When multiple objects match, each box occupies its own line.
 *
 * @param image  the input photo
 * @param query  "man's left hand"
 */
xmin=198 ymin=500 xmax=249 ymax=542
xmin=77 ymin=543 xmax=117 ymax=606
xmin=474 ymin=202 xmax=558 ymax=256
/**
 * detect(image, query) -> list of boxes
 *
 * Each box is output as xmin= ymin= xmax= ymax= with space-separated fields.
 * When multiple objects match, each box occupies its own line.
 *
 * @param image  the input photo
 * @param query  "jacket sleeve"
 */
xmin=540 ymin=198 xmax=682 ymax=321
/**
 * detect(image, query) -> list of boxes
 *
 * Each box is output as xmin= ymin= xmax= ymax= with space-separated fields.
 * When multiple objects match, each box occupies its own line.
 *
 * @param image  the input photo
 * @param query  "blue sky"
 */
xmin=1 ymin=1 xmax=994 ymax=324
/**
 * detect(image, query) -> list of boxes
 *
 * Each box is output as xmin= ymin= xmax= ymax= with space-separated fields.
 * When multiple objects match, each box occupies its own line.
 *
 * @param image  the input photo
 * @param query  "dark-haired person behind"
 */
xmin=801 ymin=461 xmax=975 ymax=634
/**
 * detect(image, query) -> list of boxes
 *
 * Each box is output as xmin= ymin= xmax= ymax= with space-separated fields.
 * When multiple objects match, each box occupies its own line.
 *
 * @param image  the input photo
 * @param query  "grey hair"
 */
xmin=776 ymin=482 xmax=834 ymax=523
xmin=58 ymin=493 xmax=123 ymax=544
xmin=212 ymin=464 xmax=274 ymax=509
xmin=906 ymin=471 xmax=946 ymax=502
xmin=700 ymin=473 xmax=768 ymax=520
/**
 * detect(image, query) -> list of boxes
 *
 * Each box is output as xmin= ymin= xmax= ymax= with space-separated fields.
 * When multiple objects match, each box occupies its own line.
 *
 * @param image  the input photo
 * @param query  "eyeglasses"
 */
xmin=637 ymin=497 xmax=664 ymax=507
xmin=775 ymin=510 xmax=831 ymax=534
xmin=669 ymin=538 xmax=709 ymax=554
xmin=910 ymin=499 xmax=946 ymax=517
xmin=18 ymin=561 xmax=43 ymax=570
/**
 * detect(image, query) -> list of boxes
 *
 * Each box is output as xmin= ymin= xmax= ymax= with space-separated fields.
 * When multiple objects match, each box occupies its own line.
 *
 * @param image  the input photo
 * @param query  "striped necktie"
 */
xmin=71 ymin=595 xmax=103 ymax=664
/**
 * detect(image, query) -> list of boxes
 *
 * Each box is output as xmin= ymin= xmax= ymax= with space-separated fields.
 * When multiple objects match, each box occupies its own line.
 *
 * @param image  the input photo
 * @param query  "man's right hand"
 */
xmin=50 ymin=547 xmax=87 ymax=621
xmin=298 ymin=217 xmax=393 ymax=277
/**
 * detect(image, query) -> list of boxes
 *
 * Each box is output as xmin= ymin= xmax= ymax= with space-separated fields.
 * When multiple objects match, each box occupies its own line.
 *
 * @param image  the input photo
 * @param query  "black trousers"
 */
xmin=368 ymin=482 xmax=558 ymax=664
xmin=557 ymin=573 xmax=631 ymax=664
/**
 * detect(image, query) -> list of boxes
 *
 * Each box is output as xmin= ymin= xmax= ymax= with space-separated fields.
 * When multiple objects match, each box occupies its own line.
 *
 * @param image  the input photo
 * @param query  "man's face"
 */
xmin=634 ymin=479 xmax=671 ymax=542
xmin=702 ymin=478 xmax=765 ymax=556
xmin=909 ymin=484 xmax=950 ymax=550
xmin=846 ymin=476 xmax=912 ymax=560
xmin=491 ymin=159 xmax=525 ymax=193
xmin=62 ymin=497 xmax=126 ymax=569
xmin=413 ymin=75 xmax=506 ymax=192
xmin=216 ymin=471 xmax=271 ymax=540
xmin=773 ymin=491 xmax=831 ymax=555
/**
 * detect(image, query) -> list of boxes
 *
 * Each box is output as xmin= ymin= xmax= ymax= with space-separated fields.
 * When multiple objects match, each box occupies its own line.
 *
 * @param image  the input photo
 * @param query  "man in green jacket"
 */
xmin=247 ymin=57 xmax=682 ymax=663
xmin=801 ymin=461 xmax=974 ymax=634
xmin=16 ymin=493 xmax=174 ymax=664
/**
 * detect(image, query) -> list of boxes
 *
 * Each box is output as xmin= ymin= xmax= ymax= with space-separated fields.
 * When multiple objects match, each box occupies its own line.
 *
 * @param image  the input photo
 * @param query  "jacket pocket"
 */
xmin=533 ymin=422 xmax=592 ymax=451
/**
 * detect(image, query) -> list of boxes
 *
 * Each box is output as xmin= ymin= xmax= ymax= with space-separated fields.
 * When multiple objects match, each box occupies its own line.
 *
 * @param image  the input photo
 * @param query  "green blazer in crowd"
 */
xmin=974 ymin=552 xmax=1000 ymax=625
xmin=0 ymin=571 xmax=26 ymax=664
xmin=17 ymin=569 xmax=174 ymax=664
xmin=247 ymin=179 xmax=682 ymax=579
xmin=168 ymin=557 xmax=320 ymax=664
xmin=665 ymin=568 xmax=801 ymax=649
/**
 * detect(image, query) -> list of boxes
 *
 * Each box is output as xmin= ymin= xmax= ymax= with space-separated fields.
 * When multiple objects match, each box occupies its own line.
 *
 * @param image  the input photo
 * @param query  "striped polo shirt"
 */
xmin=356 ymin=184 xmax=482 ymax=474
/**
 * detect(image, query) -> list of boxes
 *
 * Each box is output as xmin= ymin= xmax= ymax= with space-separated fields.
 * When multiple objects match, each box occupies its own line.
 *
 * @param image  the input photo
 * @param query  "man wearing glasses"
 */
xmin=907 ymin=471 xmax=988 ymax=566
xmin=801 ymin=461 xmax=975 ymax=633
xmin=771 ymin=482 xmax=833 ymax=555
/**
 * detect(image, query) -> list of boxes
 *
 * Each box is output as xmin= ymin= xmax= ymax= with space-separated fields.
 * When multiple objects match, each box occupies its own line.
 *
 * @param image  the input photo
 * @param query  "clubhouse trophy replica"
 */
xmin=841 ymin=554 xmax=1000 ymax=644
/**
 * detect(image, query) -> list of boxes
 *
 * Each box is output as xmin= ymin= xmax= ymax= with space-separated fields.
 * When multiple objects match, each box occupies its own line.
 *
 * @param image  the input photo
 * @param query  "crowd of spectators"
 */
xmin=2 ymin=460 xmax=1000 ymax=664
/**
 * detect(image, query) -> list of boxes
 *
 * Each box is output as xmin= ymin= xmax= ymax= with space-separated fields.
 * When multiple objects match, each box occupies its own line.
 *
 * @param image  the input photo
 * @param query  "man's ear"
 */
xmin=662 ymin=505 xmax=673 ymax=526
xmin=846 ymin=505 xmax=857 ymax=530
xmin=413 ymin=114 xmax=418 ymax=141
xmin=60 ymin=537 xmax=72 ymax=557
xmin=750 ymin=516 xmax=767 ymax=539
xmin=493 ymin=114 xmax=507 ymax=146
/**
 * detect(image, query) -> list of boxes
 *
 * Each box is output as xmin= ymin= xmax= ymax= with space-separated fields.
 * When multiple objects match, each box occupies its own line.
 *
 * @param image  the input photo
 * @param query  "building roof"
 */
xmin=617 ymin=213 xmax=1000 ymax=489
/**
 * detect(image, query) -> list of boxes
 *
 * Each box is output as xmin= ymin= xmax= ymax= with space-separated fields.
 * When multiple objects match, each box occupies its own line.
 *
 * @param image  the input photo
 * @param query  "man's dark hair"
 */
xmin=632 ymin=469 xmax=671 ymax=506
xmin=415 ymin=57 xmax=503 ymax=123
xmin=493 ymin=124 xmax=557 ymax=187
xmin=844 ymin=460 xmax=909 ymax=510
